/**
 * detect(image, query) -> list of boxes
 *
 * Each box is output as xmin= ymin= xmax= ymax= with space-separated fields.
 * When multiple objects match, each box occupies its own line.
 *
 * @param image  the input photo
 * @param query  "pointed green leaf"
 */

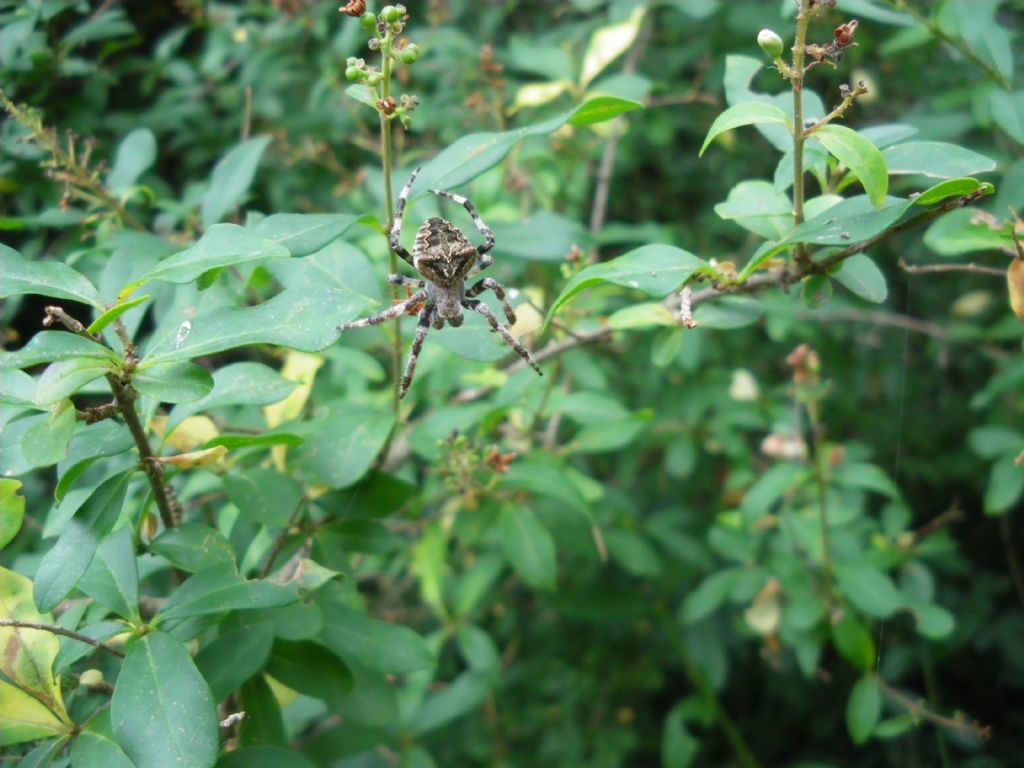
xmin=143 ymin=224 xmax=289 ymax=285
xmin=142 ymin=286 xmax=374 ymax=365
xmin=883 ymin=141 xmax=995 ymax=179
xmin=0 ymin=480 xmax=26 ymax=549
xmin=813 ymin=125 xmax=888 ymax=208
xmin=86 ymin=295 xmax=151 ymax=335
xmin=499 ymin=505 xmax=557 ymax=590
xmin=201 ymin=136 xmax=272 ymax=227
xmin=166 ymin=362 xmax=295 ymax=433
xmin=846 ymin=675 xmax=881 ymax=745
xmin=133 ymin=361 xmax=214 ymax=404
xmin=223 ymin=468 xmax=303 ymax=527
xmin=150 ymin=523 xmax=236 ymax=573
xmin=111 ymin=631 xmax=219 ymax=768
xmin=292 ymin=405 xmax=395 ymax=489
xmin=108 ymin=128 xmax=157 ymax=192
xmin=265 ymin=639 xmax=354 ymax=704
xmin=34 ymin=357 xmax=117 ymax=407
xmin=0 ymin=243 xmax=103 ymax=308
xmin=0 ymin=369 xmax=35 ymax=407
xmin=70 ymin=710 xmax=135 ymax=768
xmin=567 ymin=95 xmax=644 ymax=126
xmin=833 ymin=254 xmax=887 ymax=303
xmin=22 ymin=400 xmax=77 ymax=467
xmin=33 ymin=470 xmax=132 ymax=612
xmin=252 ymin=213 xmax=365 ymax=257
xmin=156 ymin=563 xmax=297 ymax=622
xmin=545 ymin=245 xmax=707 ymax=327
xmin=318 ymin=599 xmax=435 ymax=674
xmin=0 ymin=331 xmax=119 ymax=370
xmin=195 ymin=620 xmax=275 ymax=702
xmin=79 ymin=526 xmax=139 ymax=621
xmin=834 ymin=562 xmax=902 ymax=618
xmin=699 ymin=102 xmax=792 ymax=156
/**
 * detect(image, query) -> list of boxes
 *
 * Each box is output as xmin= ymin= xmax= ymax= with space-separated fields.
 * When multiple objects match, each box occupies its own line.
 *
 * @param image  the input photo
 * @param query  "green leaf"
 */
xmin=410 ymin=97 xmax=647 ymax=195
xmin=55 ymin=422 xmax=135 ymax=503
xmin=984 ymin=456 xmax=1024 ymax=516
xmin=699 ymin=102 xmax=792 ymax=156
xmin=834 ymin=562 xmax=902 ymax=619
xmin=34 ymin=357 xmax=116 ymax=407
xmin=33 ymin=470 xmax=132 ymax=612
xmin=812 ymin=125 xmax=888 ymax=208
xmin=833 ymin=462 xmax=900 ymax=498
xmin=0 ymin=369 xmax=35 ymax=407
xmin=150 ymin=523 xmax=236 ymax=572
xmin=142 ymin=223 xmax=289 ymax=285
xmin=201 ymin=136 xmax=272 ymax=228
xmin=679 ymin=568 xmax=740 ymax=624
xmin=801 ymin=275 xmax=833 ymax=309
xmin=883 ymin=141 xmax=995 ymax=179
xmin=345 ymin=83 xmax=377 ymax=108
xmin=167 ymin=362 xmax=295 ymax=433
xmin=239 ymin=675 xmax=287 ymax=746
xmin=132 ymin=361 xmax=214 ymax=404
xmin=846 ymin=675 xmax=881 ymax=745
xmin=0 ymin=567 xmax=69 ymax=721
xmin=223 ymin=467 xmax=303 ymax=527
xmin=714 ymin=180 xmax=793 ymax=239
xmin=292 ymin=405 xmax=395 ymax=489
xmin=692 ymin=296 xmax=763 ymax=329
xmin=914 ymin=177 xmax=987 ymax=206
xmin=142 ymin=286 xmax=375 ymax=365
xmin=0 ymin=243 xmax=103 ymax=308
xmin=489 ymin=211 xmax=590 ymax=262
xmin=545 ymin=244 xmax=707 ymax=327
xmin=0 ymin=480 xmax=26 ymax=549
xmin=967 ymin=426 xmax=1023 ymax=460
xmin=499 ymin=505 xmax=557 ymax=590
xmin=252 ymin=213 xmax=364 ymax=257
xmin=832 ymin=612 xmax=875 ymax=671
xmin=990 ymin=90 xmax=1024 ymax=144
xmin=156 ymin=563 xmax=297 ymax=622
xmin=111 ymin=631 xmax=219 ymax=768
xmin=567 ymin=95 xmax=644 ymax=126
xmin=833 ymin=254 xmax=887 ymax=303
xmin=318 ymin=599 xmax=435 ymax=674
xmin=70 ymin=711 xmax=135 ymax=768
xmin=22 ymin=399 xmax=76 ymax=467
xmin=206 ymin=432 xmax=303 ymax=450
xmin=0 ymin=331 xmax=119 ymax=370
xmin=265 ymin=639 xmax=354 ymax=704
xmin=86 ymin=294 xmax=151 ymax=335
xmin=195 ymin=620 xmax=275 ymax=702
xmin=107 ymin=127 xmax=157 ymax=192
xmin=579 ymin=6 xmax=646 ymax=88
xmin=413 ymin=670 xmax=492 ymax=735
xmin=78 ymin=526 xmax=139 ymax=621
xmin=923 ymin=206 xmax=1010 ymax=256
xmin=904 ymin=598 xmax=955 ymax=640
xmin=662 ymin=701 xmax=700 ymax=768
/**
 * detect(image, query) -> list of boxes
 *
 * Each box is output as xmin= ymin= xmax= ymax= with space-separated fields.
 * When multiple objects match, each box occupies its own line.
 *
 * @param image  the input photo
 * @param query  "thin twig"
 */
xmin=0 ymin=620 xmax=125 ymax=659
xmin=260 ymin=498 xmax=308 ymax=579
xmin=874 ymin=675 xmax=992 ymax=742
xmin=900 ymin=260 xmax=1005 ymax=278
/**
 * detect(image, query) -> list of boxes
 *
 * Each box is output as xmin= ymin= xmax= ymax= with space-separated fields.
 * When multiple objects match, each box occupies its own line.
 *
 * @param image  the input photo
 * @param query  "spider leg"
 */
xmin=388 ymin=274 xmax=426 ymax=289
xmin=464 ymin=299 xmax=541 ymax=376
xmin=399 ymin=304 xmax=433 ymax=399
xmin=390 ymin=167 xmax=421 ymax=268
xmin=338 ymin=289 xmax=427 ymax=331
xmin=429 ymin=188 xmax=495 ymax=265
xmin=466 ymin=277 xmax=516 ymax=326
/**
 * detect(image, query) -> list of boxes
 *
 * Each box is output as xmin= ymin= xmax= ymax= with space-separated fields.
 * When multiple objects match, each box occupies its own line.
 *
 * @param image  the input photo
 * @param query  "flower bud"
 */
xmin=359 ymin=11 xmax=376 ymax=30
xmin=380 ymin=4 xmax=402 ymax=23
xmin=757 ymin=28 xmax=784 ymax=59
xmin=398 ymin=43 xmax=419 ymax=64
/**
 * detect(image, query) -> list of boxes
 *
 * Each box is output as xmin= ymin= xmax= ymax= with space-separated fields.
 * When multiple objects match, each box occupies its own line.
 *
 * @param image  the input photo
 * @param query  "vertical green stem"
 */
xmin=379 ymin=37 xmax=401 ymax=414
xmin=791 ymin=2 xmax=813 ymax=264
xmin=806 ymin=401 xmax=833 ymax=600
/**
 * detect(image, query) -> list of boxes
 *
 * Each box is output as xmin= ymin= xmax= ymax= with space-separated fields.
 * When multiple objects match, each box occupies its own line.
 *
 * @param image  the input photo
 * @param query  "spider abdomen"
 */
xmin=414 ymin=217 xmax=478 ymax=287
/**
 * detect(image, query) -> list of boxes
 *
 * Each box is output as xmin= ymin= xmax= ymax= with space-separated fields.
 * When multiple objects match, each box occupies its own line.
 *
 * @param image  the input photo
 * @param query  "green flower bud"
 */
xmin=380 ymin=4 xmax=401 ymax=23
xmin=345 ymin=66 xmax=362 ymax=82
xmin=757 ymin=28 xmax=784 ymax=59
xmin=398 ymin=43 xmax=419 ymax=64
xmin=359 ymin=11 xmax=376 ymax=30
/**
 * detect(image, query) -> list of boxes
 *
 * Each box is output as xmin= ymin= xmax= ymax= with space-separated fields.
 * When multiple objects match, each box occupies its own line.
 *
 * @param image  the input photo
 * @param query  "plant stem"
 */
xmin=657 ymin=609 xmax=762 ymax=768
xmin=379 ymin=37 xmax=401 ymax=415
xmin=791 ymin=1 xmax=813 ymax=264
xmin=0 ymin=619 xmax=125 ymax=658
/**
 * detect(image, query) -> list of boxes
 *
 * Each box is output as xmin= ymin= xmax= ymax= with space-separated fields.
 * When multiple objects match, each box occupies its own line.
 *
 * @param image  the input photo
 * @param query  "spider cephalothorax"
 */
xmin=338 ymin=167 xmax=542 ymax=399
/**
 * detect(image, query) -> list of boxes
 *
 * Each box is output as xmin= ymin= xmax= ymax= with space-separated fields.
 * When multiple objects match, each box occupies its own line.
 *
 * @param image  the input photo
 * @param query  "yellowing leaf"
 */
xmin=265 ymin=351 xmax=323 ymax=469
xmin=511 ymin=81 xmax=574 ymax=113
xmin=157 ymin=445 xmax=228 ymax=469
xmin=1008 ymin=258 xmax=1024 ymax=320
xmin=0 ymin=679 xmax=68 ymax=746
xmin=0 ymin=567 xmax=70 ymax=728
xmin=580 ymin=7 xmax=646 ymax=89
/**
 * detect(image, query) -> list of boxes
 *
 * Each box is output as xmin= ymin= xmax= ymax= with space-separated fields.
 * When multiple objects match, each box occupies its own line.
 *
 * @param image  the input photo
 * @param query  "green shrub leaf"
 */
xmin=812 ymin=125 xmax=888 ymax=208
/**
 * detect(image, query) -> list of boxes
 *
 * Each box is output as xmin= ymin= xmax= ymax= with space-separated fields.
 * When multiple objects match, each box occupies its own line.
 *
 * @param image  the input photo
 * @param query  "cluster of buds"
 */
xmin=341 ymin=2 xmax=421 ymax=126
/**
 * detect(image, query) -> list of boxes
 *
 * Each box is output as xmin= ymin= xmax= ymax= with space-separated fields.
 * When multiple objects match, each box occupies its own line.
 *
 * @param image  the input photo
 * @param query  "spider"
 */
xmin=338 ymin=167 xmax=542 ymax=399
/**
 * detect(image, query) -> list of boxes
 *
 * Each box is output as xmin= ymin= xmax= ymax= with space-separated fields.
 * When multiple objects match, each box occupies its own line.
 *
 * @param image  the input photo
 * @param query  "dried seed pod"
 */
xmin=340 ymin=0 xmax=366 ymax=17
xmin=1007 ymin=257 xmax=1024 ymax=319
